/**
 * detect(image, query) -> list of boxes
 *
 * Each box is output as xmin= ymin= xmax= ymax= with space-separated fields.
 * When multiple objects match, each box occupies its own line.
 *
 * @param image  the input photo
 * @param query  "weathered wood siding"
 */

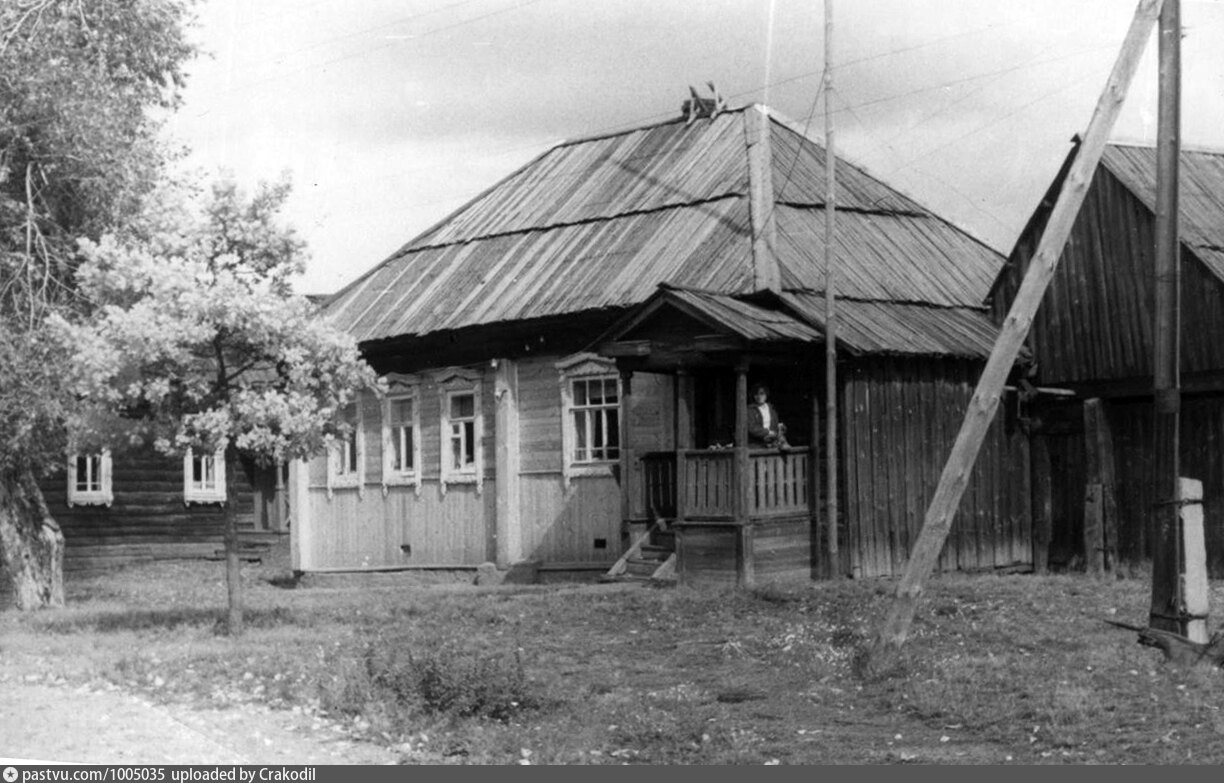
xmin=1042 ymin=395 xmax=1224 ymax=577
xmin=298 ymin=358 xmax=672 ymax=570
xmin=751 ymin=517 xmax=813 ymax=585
xmin=842 ymin=358 xmax=1031 ymax=578
xmin=675 ymin=524 xmax=739 ymax=587
xmin=994 ymin=166 xmax=1224 ymax=385
xmin=41 ymin=447 xmax=258 ymax=573
xmin=301 ymin=370 xmax=498 ymax=568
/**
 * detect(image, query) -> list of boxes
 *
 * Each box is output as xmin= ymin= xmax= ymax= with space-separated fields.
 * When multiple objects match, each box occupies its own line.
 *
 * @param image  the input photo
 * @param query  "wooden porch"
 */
xmin=641 ymin=448 xmax=812 ymax=522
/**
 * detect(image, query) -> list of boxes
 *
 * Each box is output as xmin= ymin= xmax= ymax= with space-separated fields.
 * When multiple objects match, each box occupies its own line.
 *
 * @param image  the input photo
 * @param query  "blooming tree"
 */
xmin=56 ymin=177 xmax=380 ymax=635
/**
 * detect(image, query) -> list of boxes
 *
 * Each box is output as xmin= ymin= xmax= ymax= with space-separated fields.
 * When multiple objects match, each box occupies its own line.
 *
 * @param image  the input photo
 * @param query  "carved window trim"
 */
xmin=436 ymin=368 xmax=483 ymax=495
xmin=381 ymin=374 xmax=422 ymax=497
xmin=556 ymin=353 xmax=621 ymax=489
xmin=67 ymin=449 xmax=113 ymax=507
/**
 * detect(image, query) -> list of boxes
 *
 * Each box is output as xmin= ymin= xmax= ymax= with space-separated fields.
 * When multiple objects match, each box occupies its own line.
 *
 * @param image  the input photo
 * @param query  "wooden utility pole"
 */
xmin=870 ymin=0 xmax=1164 ymax=656
xmin=823 ymin=0 xmax=839 ymax=572
xmin=1150 ymin=0 xmax=1183 ymax=634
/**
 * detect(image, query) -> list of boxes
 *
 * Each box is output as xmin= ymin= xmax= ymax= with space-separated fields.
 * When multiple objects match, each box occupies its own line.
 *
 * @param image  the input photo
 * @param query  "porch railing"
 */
xmin=749 ymin=449 xmax=810 ymax=516
xmin=640 ymin=448 xmax=812 ymax=521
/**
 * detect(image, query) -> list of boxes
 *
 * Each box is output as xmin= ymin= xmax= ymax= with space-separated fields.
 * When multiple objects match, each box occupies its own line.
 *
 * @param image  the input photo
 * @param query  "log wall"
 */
xmin=40 ymin=447 xmax=260 ymax=573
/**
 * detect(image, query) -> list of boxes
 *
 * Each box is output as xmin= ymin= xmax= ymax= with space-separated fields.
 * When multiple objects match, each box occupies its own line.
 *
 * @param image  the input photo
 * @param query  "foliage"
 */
xmin=0 ymin=0 xmax=196 ymax=476
xmin=53 ymin=176 xmax=380 ymax=466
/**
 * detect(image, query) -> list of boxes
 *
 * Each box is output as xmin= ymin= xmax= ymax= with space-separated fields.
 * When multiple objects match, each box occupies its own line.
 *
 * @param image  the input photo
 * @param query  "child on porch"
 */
xmin=747 ymin=384 xmax=789 ymax=449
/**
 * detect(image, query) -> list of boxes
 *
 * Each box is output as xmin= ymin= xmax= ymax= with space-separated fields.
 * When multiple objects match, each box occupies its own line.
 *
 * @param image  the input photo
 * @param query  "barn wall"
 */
xmin=1041 ymin=395 xmax=1224 ymax=578
xmin=994 ymin=167 xmax=1224 ymax=385
xmin=298 ymin=356 xmax=673 ymax=570
xmin=841 ymin=358 xmax=1032 ymax=579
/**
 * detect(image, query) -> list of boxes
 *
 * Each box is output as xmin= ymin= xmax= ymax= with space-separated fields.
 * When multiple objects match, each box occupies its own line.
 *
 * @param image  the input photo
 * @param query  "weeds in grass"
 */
xmin=318 ymin=635 xmax=544 ymax=730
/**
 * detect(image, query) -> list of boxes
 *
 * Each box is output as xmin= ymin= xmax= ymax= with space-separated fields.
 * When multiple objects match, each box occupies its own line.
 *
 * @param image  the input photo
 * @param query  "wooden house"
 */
xmin=293 ymin=101 xmax=1032 ymax=585
xmin=991 ymin=140 xmax=1224 ymax=576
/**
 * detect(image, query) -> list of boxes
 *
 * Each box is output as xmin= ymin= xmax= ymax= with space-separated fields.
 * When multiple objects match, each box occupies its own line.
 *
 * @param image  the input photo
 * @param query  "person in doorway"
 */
xmin=747 ymin=384 xmax=789 ymax=449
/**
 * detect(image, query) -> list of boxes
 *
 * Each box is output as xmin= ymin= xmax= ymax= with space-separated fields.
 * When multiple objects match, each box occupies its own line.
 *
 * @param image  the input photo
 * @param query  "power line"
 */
xmin=205 ymin=0 xmax=549 ymax=100
xmin=878 ymin=65 xmax=1104 ymax=180
xmin=249 ymin=0 xmax=489 ymax=64
xmin=832 ymin=85 xmax=1015 ymax=241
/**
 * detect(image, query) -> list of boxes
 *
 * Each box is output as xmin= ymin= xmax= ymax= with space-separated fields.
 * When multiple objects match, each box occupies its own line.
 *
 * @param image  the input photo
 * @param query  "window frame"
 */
xmin=436 ymin=368 xmax=483 ymax=495
xmin=556 ymin=353 xmax=622 ymax=488
xmin=327 ymin=399 xmax=365 ymax=498
xmin=67 ymin=449 xmax=113 ymax=507
xmin=381 ymin=380 xmax=422 ymax=497
xmin=183 ymin=446 xmax=227 ymax=505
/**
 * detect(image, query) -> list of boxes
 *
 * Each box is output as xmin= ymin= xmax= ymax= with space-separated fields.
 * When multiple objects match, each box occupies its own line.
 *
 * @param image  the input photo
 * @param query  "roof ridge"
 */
xmin=550 ymin=102 xmax=754 ymax=151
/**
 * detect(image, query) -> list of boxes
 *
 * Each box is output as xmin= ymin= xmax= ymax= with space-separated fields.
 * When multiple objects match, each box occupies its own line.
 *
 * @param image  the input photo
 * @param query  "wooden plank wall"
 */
xmin=300 ymin=357 xmax=673 ymax=569
xmin=995 ymin=166 xmax=1224 ymax=386
xmin=751 ymin=517 xmax=813 ymax=585
xmin=41 ymin=447 xmax=258 ymax=573
xmin=842 ymin=358 xmax=1032 ymax=578
xmin=1043 ymin=394 xmax=1224 ymax=577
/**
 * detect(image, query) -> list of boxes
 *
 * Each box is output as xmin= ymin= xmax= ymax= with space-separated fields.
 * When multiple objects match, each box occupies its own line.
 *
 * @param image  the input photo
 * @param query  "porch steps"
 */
xmin=601 ymin=520 xmax=676 ymax=584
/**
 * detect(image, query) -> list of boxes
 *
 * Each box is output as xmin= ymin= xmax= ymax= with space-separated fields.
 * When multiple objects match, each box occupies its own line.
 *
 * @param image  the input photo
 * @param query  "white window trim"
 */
xmin=327 ymin=399 xmax=365 ymax=499
xmin=436 ymin=368 xmax=483 ymax=496
xmin=67 ymin=449 xmax=113 ymax=507
xmin=381 ymin=379 xmax=422 ymax=497
xmin=556 ymin=352 xmax=622 ymax=489
xmin=183 ymin=446 xmax=227 ymax=505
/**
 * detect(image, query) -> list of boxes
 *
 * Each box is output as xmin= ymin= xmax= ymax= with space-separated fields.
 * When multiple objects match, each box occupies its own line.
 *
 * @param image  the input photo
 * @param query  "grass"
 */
xmin=4 ymin=552 xmax=1224 ymax=764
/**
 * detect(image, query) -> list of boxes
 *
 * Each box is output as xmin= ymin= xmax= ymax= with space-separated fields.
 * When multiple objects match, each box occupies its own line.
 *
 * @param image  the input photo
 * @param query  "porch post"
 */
xmin=675 ymin=369 xmax=692 ymax=526
xmin=618 ymin=368 xmax=635 ymax=533
xmin=734 ymin=363 xmax=750 ymax=520
xmin=675 ymin=369 xmax=693 ymax=449
xmin=735 ymin=361 xmax=755 ymax=587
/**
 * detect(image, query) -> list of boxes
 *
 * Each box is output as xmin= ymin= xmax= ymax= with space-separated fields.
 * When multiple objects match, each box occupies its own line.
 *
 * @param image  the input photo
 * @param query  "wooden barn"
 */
xmin=991 ymin=140 xmax=1224 ymax=576
xmin=293 ymin=100 xmax=1033 ymax=584
xmin=38 ymin=449 xmax=286 ymax=574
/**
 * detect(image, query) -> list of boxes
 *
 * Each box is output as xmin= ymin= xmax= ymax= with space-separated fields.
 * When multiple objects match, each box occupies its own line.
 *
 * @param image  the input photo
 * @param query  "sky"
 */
xmin=163 ymin=0 xmax=1224 ymax=296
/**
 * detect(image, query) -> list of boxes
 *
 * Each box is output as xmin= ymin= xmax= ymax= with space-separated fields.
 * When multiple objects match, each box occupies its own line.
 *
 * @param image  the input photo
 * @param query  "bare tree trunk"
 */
xmin=223 ymin=450 xmax=243 ymax=636
xmin=0 ymin=467 xmax=65 ymax=610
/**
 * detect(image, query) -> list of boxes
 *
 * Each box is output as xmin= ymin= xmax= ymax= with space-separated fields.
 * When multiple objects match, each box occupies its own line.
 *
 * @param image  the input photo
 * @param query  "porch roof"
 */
xmin=660 ymin=287 xmax=823 ymax=344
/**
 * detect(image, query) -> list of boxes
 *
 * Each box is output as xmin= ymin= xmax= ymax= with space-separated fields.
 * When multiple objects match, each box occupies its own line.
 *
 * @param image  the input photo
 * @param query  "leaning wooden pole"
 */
xmin=870 ymin=0 xmax=1163 ymax=655
xmin=1149 ymin=0 xmax=1183 ymax=634
xmin=823 ymin=0 xmax=839 ymax=574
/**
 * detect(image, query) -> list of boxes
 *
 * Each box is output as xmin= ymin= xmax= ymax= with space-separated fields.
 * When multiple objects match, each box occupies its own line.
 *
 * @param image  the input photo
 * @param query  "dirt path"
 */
xmin=0 ymin=672 xmax=397 ymax=766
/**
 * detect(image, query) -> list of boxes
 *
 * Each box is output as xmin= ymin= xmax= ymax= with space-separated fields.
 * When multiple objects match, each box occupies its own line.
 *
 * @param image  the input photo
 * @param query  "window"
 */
xmin=570 ymin=376 xmax=620 ymax=464
xmin=447 ymin=391 xmax=477 ymax=471
xmin=67 ymin=450 xmax=113 ymax=507
xmin=184 ymin=447 xmax=226 ymax=504
xmin=381 ymin=386 xmax=421 ymax=496
xmin=436 ymin=369 xmax=482 ymax=494
xmin=327 ymin=400 xmax=365 ymax=497
xmin=557 ymin=353 xmax=622 ymax=488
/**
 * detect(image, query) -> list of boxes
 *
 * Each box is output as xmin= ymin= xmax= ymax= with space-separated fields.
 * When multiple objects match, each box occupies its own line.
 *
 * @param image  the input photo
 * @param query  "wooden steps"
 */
xmin=601 ymin=520 xmax=677 ymax=584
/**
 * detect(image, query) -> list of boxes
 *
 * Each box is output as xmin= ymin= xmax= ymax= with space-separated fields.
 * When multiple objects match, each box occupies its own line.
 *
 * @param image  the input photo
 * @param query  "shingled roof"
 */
xmin=323 ymin=103 xmax=1005 ymax=357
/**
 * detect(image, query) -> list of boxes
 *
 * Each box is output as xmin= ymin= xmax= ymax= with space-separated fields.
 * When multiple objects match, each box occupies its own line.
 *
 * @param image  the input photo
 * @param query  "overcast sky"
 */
xmin=163 ymin=0 xmax=1224 ymax=295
